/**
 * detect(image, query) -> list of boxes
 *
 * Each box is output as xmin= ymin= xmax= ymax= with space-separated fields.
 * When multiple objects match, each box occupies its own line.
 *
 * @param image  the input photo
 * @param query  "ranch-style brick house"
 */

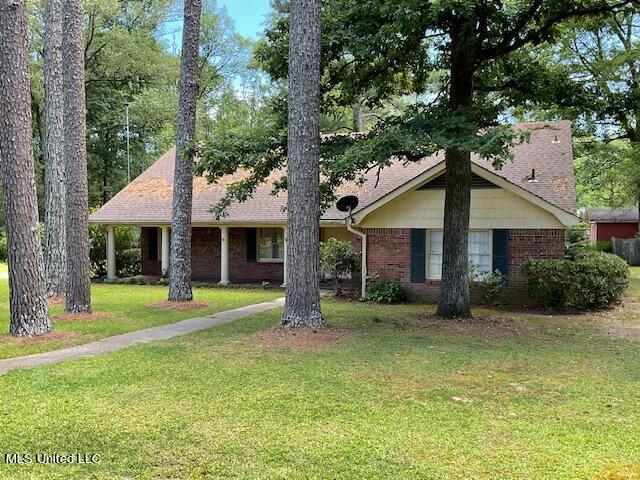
xmin=90 ymin=120 xmax=578 ymax=301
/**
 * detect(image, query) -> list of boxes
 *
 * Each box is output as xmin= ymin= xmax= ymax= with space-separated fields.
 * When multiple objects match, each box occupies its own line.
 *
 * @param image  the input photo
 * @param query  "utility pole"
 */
xmin=125 ymin=102 xmax=131 ymax=183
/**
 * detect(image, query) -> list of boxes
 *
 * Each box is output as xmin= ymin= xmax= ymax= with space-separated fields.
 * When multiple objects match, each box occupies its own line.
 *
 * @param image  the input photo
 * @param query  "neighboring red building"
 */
xmin=586 ymin=207 xmax=639 ymax=244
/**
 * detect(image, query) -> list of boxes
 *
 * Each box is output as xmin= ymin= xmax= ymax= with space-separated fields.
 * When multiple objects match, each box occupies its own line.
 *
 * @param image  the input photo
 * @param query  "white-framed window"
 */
xmin=257 ymin=228 xmax=284 ymax=262
xmin=428 ymin=230 xmax=443 ymax=279
xmin=427 ymin=230 xmax=491 ymax=279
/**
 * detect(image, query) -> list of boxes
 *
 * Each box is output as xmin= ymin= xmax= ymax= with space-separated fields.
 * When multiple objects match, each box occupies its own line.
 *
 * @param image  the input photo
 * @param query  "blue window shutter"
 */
xmin=410 ymin=229 xmax=426 ymax=283
xmin=492 ymin=229 xmax=509 ymax=275
xmin=246 ymin=228 xmax=257 ymax=262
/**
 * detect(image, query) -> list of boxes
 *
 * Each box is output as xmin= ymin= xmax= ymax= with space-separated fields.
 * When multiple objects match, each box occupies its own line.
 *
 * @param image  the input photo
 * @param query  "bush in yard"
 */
xmin=0 ymin=233 xmax=6 ymax=262
xmin=473 ymin=270 xmax=508 ymax=306
xmin=523 ymin=251 xmax=629 ymax=311
xmin=366 ymin=275 xmax=405 ymax=304
xmin=320 ymin=238 xmax=360 ymax=295
xmin=591 ymin=241 xmax=613 ymax=253
xmin=117 ymin=248 xmax=142 ymax=277
xmin=89 ymin=224 xmax=141 ymax=278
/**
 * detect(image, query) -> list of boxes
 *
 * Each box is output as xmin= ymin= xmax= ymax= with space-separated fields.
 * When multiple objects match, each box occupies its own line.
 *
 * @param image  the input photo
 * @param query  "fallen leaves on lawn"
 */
xmin=54 ymin=311 xmax=112 ymax=322
xmin=151 ymin=300 xmax=211 ymax=311
xmin=401 ymin=313 xmax=534 ymax=341
xmin=452 ymin=396 xmax=474 ymax=404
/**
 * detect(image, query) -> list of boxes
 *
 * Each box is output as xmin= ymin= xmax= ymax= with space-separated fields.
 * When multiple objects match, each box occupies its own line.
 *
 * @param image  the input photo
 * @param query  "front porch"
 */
xmin=104 ymin=225 xmax=356 ymax=286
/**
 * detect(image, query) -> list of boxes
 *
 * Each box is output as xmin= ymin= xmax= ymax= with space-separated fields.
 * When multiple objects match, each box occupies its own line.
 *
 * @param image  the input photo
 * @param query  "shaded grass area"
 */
xmin=0 ymin=282 xmax=282 ymax=359
xmin=1 ymin=297 xmax=640 ymax=479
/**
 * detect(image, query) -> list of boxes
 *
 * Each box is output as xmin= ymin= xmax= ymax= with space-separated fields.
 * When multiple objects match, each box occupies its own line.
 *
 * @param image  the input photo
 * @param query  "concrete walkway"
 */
xmin=0 ymin=297 xmax=285 ymax=376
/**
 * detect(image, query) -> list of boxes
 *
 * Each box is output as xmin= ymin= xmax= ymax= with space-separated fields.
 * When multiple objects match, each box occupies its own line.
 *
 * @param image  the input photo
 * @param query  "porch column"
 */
xmin=220 ymin=226 xmax=229 ymax=285
xmin=282 ymin=226 xmax=287 ymax=287
xmin=161 ymin=226 xmax=170 ymax=277
xmin=106 ymin=226 xmax=116 ymax=279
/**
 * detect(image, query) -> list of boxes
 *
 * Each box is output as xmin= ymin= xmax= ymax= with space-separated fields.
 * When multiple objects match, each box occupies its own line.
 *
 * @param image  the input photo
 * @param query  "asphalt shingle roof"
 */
xmin=90 ymin=120 xmax=576 ymax=225
xmin=586 ymin=207 xmax=639 ymax=223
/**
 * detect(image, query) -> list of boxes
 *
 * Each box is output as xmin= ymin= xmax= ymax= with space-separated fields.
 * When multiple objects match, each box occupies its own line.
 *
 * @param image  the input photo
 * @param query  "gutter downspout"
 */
xmin=346 ymin=216 xmax=367 ymax=299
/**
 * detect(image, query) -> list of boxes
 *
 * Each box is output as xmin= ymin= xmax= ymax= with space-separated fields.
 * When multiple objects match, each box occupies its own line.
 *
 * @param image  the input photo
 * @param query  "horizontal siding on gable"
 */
xmin=359 ymin=188 xmax=564 ymax=229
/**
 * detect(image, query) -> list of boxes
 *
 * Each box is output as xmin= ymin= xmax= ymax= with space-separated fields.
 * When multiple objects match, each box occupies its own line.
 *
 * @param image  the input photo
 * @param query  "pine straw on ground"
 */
xmin=47 ymin=297 xmax=65 ymax=307
xmin=54 ymin=311 xmax=112 ymax=322
xmin=0 ymin=331 xmax=73 ymax=344
xmin=150 ymin=300 xmax=211 ymax=311
xmin=256 ymin=324 xmax=348 ymax=351
xmin=401 ymin=313 xmax=536 ymax=341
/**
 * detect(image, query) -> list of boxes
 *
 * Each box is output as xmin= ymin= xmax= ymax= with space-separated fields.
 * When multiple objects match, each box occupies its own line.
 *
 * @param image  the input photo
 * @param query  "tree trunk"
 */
xmin=63 ymin=0 xmax=92 ymax=313
xmin=43 ymin=0 xmax=66 ymax=298
xmin=436 ymin=20 xmax=476 ymax=319
xmin=168 ymin=0 xmax=202 ymax=302
xmin=281 ymin=0 xmax=324 ymax=328
xmin=352 ymin=100 xmax=364 ymax=131
xmin=0 ymin=0 xmax=52 ymax=336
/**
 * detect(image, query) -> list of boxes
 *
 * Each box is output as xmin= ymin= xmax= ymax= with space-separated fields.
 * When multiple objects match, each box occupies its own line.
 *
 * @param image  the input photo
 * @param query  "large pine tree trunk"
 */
xmin=168 ymin=0 xmax=202 ymax=302
xmin=0 ymin=0 xmax=52 ymax=336
xmin=63 ymin=0 xmax=92 ymax=313
xmin=436 ymin=21 xmax=475 ymax=319
xmin=43 ymin=0 xmax=66 ymax=298
xmin=281 ymin=0 xmax=324 ymax=328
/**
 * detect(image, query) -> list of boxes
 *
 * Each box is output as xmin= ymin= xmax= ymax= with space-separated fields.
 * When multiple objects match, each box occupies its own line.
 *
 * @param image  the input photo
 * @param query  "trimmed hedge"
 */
xmin=522 ymin=251 xmax=629 ymax=311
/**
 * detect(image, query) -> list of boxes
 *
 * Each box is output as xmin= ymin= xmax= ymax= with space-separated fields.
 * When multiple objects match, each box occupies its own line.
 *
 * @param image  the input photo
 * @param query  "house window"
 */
xmin=428 ymin=230 xmax=443 ymax=279
xmin=257 ymin=228 xmax=284 ymax=262
xmin=468 ymin=231 xmax=491 ymax=276
xmin=427 ymin=230 xmax=491 ymax=279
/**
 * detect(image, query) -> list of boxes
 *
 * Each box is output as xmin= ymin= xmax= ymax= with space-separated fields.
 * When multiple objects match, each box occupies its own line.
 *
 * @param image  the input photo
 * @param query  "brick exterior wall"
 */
xmin=363 ymin=227 xmax=566 ymax=303
xmin=507 ymin=229 xmax=565 ymax=288
xmin=141 ymin=227 xmax=283 ymax=283
xmin=143 ymin=226 xmax=565 ymax=303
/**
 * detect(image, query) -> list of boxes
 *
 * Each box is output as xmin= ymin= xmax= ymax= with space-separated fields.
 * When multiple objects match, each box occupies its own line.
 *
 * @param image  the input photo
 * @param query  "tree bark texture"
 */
xmin=63 ymin=0 xmax=92 ymax=313
xmin=0 ymin=0 xmax=52 ymax=336
xmin=436 ymin=19 xmax=476 ymax=319
xmin=281 ymin=0 xmax=324 ymax=328
xmin=43 ymin=0 xmax=66 ymax=297
xmin=168 ymin=0 xmax=202 ymax=302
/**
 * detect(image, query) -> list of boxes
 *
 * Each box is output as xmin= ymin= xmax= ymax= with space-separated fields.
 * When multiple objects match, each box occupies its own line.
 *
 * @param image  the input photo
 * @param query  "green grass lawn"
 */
xmin=0 ymin=281 xmax=283 ymax=359
xmin=0 ymin=272 xmax=640 ymax=478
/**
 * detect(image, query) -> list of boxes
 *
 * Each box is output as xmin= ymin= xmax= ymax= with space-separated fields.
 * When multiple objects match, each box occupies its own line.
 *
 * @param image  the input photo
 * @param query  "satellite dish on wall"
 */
xmin=336 ymin=195 xmax=359 ymax=214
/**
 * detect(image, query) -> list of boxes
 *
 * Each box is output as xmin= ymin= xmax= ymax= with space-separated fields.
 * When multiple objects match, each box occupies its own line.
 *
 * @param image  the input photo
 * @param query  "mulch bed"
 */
xmin=48 ymin=296 xmax=66 ymax=307
xmin=256 ymin=324 xmax=348 ymax=351
xmin=150 ymin=300 xmax=211 ymax=311
xmin=1 ymin=331 xmax=73 ymax=344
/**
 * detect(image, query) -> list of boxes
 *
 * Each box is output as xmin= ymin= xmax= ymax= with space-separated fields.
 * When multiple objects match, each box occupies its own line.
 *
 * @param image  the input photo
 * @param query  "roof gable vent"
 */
xmin=418 ymin=172 xmax=499 ymax=190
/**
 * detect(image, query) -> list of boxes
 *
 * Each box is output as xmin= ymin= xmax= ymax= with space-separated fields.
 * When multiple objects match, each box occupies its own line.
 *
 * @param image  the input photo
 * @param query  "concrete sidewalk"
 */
xmin=0 ymin=297 xmax=285 ymax=376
